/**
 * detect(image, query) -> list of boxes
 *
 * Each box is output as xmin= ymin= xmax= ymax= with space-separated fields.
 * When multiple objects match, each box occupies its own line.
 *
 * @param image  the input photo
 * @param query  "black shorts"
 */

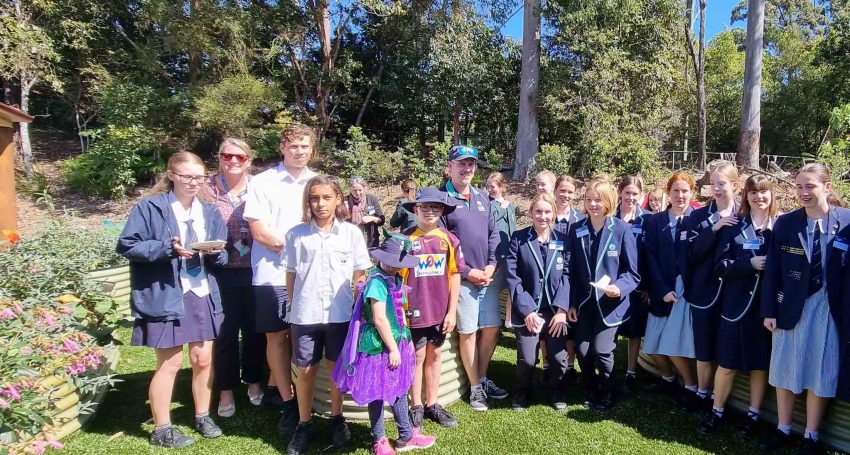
xmin=410 ymin=324 xmax=447 ymax=351
xmin=290 ymin=322 xmax=350 ymax=367
xmin=254 ymin=285 xmax=290 ymax=333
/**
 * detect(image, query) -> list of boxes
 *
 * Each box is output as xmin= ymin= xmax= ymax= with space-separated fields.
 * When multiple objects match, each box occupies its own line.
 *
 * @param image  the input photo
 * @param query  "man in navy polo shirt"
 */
xmin=439 ymin=145 xmax=506 ymax=411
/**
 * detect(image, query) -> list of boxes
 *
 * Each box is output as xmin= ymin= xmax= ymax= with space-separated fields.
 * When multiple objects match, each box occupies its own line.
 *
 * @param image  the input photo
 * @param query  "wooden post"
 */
xmin=0 ymin=103 xmax=35 ymax=233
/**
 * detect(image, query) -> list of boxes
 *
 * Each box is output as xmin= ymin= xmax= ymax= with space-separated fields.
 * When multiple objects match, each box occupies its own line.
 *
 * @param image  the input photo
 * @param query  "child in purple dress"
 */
xmin=333 ymin=236 xmax=436 ymax=454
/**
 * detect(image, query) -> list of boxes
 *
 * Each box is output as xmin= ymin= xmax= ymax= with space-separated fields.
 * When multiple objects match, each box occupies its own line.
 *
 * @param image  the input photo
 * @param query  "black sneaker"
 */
xmin=287 ymin=421 xmax=314 ymax=455
xmin=261 ymin=386 xmax=285 ymax=410
xmin=194 ymin=415 xmax=222 ymax=438
xmin=329 ymin=415 xmax=351 ymax=449
xmin=482 ymin=378 xmax=509 ymax=400
xmin=589 ymin=391 xmax=616 ymax=411
xmin=623 ymin=374 xmax=637 ymax=395
xmin=674 ymin=390 xmax=702 ymax=412
xmin=645 ymin=379 xmax=676 ymax=395
xmin=550 ymin=393 xmax=567 ymax=412
xmin=511 ymin=391 xmax=528 ymax=411
xmin=149 ymin=426 xmax=194 ymax=448
xmin=758 ymin=428 xmax=793 ymax=451
xmin=739 ymin=417 xmax=760 ymax=439
xmin=424 ymin=403 xmax=459 ymax=427
xmin=409 ymin=405 xmax=424 ymax=430
xmin=277 ymin=398 xmax=299 ymax=437
xmin=799 ymin=437 xmax=824 ymax=455
xmin=698 ymin=412 xmax=724 ymax=435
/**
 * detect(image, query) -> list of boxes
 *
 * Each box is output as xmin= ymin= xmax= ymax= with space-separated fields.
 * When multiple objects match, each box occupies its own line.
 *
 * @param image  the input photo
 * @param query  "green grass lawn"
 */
xmin=61 ymin=329 xmax=804 ymax=455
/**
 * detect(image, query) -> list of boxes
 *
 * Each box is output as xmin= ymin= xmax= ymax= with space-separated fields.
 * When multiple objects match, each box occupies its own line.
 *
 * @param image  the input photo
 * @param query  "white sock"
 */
xmin=662 ymin=375 xmax=675 ymax=383
xmin=684 ymin=384 xmax=698 ymax=393
xmin=626 ymin=369 xmax=636 ymax=377
xmin=804 ymin=429 xmax=819 ymax=441
xmin=712 ymin=407 xmax=724 ymax=417
xmin=747 ymin=407 xmax=760 ymax=421
xmin=696 ymin=388 xmax=709 ymax=399
xmin=777 ymin=424 xmax=791 ymax=435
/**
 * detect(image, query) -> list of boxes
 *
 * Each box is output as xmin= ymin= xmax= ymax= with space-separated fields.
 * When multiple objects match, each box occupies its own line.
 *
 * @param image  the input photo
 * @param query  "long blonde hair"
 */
xmin=147 ymin=151 xmax=208 ymax=200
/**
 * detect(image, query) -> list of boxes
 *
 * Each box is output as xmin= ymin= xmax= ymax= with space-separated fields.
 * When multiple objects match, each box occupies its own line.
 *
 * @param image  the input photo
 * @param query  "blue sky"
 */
xmin=500 ymin=0 xmax=745 ymax=42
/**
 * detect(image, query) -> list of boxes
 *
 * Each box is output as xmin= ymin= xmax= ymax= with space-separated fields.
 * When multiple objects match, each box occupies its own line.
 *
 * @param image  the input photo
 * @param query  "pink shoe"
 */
xmin=373 ymin=436 xmax=395 ymax=455
xmin=395 ymin=432 xmax=435 ymax=452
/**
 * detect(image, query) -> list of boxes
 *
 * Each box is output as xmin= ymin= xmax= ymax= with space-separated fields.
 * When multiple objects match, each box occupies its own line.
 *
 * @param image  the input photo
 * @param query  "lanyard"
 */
xmin=219 ymin=175 xmax=250 ymax=242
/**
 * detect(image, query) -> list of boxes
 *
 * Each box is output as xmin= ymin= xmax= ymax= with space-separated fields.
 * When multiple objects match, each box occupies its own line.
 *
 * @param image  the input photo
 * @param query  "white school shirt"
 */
xmin=171 ymin=198 xmax=210 ymax=297
xmin=242 ymin=163 xmax=317 ymax=286
xmin=284 ymin=219 xmax=373 ymax=324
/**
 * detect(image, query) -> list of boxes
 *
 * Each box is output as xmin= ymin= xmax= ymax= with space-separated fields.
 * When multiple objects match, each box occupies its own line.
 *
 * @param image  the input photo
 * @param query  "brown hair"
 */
xmin=618 ymin=175 xmax=645 ymax=193
xmin=400 ymin=178 xmax=417 ymax=200
xmin=555 ymin=175 xmax=577 ymax=191
xmin=666 ymin=171 xmax=696 ymax=193
xmin=584 ymin=177 xmax=618 ymax=217
xmin=739 ymin=174 xmax=778 ymax=218
xmin=280 ymin=124 xmax=317 ymax=148
xmin=487 ymin=172 xmax=507 ymax=189
xmin=530 ymin=192 xmax=558 ymax=215
xmin=148 ymin=151 xmax=208 ymax=200
xmin=797 ymin=163 xmax=844 ymax=207
xmin=302 ymin=175 xmax=350 ymax=223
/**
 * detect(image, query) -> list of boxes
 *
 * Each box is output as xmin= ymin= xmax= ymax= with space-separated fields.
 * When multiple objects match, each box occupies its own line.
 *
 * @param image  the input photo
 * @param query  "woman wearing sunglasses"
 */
xmin=204 ymin=138 xmax=267 ymax=418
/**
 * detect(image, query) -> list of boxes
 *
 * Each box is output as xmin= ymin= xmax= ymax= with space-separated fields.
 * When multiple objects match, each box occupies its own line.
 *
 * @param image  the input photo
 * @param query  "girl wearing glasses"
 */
xmin=118 ymin=151 xmax=229 ymax=448
xmin=204 ymin=138 xmax=267 ymax=418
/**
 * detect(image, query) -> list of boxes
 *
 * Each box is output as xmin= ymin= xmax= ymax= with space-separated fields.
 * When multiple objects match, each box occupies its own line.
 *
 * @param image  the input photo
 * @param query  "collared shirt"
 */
xmin=667 ymin=211 xmax=684 ymax=241
xmin=284 ymin=218 xmax=372 ymax=324
xmin=440 ymin=180 xmax=498 ymax=276
xmin=806 ymin=217 xmax=828 ymax=270
xmin=171 ymin=197 xmax=210 ymax=297
xmin=243 ymin=163 xmax=317 ymax=285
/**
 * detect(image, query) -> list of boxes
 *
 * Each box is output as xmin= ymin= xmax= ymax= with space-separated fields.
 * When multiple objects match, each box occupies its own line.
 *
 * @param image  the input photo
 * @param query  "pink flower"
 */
xmin=48 ymin=440 xmax=63 ymax=449
xmin=37 ymin=313 xmax=58 ymax=327
xmin=13 ymin=302 xmax=23 ymax=314
xmin=59 ymin=305 xmax=73 ymax=315
xmin=0 ymin=309 xmax=15 ymax=319
xmin=0 ymin=397 xmax=9 ymax=409
xmin=33 ymin=440 xmax=46 ymax=454
xmin=1 ymin=386 xmax=21 ymax=401
xmin=62 ymin=338 xmax=81 ymax=353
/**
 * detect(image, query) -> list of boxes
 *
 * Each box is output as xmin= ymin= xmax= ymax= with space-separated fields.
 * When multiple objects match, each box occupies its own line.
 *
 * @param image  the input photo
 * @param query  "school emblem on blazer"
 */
xmin=556 ymin=256 xmax=564 ymax=270
xmin=414 ymin=254 xmax=447 ymax=277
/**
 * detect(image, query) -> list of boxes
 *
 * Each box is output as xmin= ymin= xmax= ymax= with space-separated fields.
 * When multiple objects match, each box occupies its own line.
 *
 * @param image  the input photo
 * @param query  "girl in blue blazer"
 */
xmin=117 ymin=151 xmax=228 ymax=448
xmin=642 ymin=171 xmax=698 ymax=400
xmin=566 ymin=177 xmax=640 ymax=410
xmin=759 ymin=163 xmax=850 ymax=453
xmin=839 ymin=223 xmax=850 ymax=404
xmin=506 ymin=193 xmax=571 ymax=411
xmin=684 ymin=162 xmax=740 ymax=410
xmin=698 ymin=174 xmax=777 ymax=437
xmin=614 ymin=175 xmax=654 ymax=394
xmin=553 ymin=175 xmax=585 ymax=382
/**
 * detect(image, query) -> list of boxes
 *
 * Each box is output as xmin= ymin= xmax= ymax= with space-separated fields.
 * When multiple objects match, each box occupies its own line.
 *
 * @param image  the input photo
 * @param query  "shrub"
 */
xmin=193 ymin=75 xmax=281 ymax=136
xmin=817 ymin=104 xmax=850 ymax=202
xmin=532 ymin=144 xmax=576 ymax=177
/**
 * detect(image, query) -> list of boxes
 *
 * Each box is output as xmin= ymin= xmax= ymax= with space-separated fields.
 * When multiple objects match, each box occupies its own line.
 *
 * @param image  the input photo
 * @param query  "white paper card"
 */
xmin=590 ymin=274 xmax=612 ymax=291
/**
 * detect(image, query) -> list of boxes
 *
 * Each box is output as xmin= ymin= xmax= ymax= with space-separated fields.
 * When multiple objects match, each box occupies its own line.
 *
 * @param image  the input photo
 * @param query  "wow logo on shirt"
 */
xmin=414 ymin=254 xmax=447 ymax=277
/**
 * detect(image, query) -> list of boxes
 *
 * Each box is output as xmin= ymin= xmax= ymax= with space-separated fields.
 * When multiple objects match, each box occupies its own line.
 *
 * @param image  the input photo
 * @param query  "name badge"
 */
xmin=607 ymin=250 xmax=618 ymax=257
xmin=631 ymin=226 xmax=643 ymax=235
xmin=742 ymin=239 xmax=761 ymax=250
xmin=367 ymin=206 xmax=375 ymax=215
xmin=835 ymin=240 xmax=849 ymax=252
xmin=549 ymin=240 xmax=564 ymax=251
xmin=679 ymin=231 xmax=688 ymax=241
xmin=576 ymin=227 xmax=589 ymax=238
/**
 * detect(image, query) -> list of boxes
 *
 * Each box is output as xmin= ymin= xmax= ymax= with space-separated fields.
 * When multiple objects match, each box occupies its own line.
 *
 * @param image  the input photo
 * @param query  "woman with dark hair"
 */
xmin=118 ymin=151 xmax=227 ymax=448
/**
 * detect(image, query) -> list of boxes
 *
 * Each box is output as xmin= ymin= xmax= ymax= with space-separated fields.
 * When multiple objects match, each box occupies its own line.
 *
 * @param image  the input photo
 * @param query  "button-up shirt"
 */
xmin=243 ymin=163 xmax=317 ymax=285
xmin=284 ymin=218 xmax=372 ymax=324
xmin=171 ymin=198 xmax=210 ymax=297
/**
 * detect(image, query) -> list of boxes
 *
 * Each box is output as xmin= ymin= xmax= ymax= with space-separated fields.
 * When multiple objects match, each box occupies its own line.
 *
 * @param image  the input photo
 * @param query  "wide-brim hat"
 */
xmin=402 ymin=187 xmax=458 ymax=214
xmin=370 ymin=234 xmax=420 ymax=269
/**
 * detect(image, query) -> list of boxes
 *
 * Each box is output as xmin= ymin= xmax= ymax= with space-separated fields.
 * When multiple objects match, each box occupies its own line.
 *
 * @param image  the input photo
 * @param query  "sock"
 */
xmin=804 ymin=429 xmax=819 ymax=441
xmin=684 ymin=384 xmax=698 ymax=393
xmin=696 ymin=388 xmax=709 ymax=399
xmin=662 ymin=375 xmax=675 ymax=383
xmin=195 ymin=412 xmax=209 ymax=420
xmin=626 ymin=369 xmax=636 ymax=377
xmin=479 ymin=376 xmax=487 ymax=385
xmin=712 ymin=407 xmax=724 ymax=417
xmin=777 ymin=424 xmax=791 ymax=435
xmin=155 ymin=423 xmax=172 ymax=432
xmin=747 ymin=407 xmax=760 ymax=421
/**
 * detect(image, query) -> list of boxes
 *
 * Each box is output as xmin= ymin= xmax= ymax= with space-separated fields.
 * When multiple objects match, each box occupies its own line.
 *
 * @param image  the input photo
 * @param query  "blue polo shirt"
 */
xmin=439 ymin=180 xmax=499 ymax=279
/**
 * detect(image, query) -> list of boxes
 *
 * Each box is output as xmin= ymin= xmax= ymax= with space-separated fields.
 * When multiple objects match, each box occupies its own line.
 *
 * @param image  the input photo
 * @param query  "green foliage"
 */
xmin=818 ymin=104 xmax=850 ymax=201
xmin=63 ymin=126 xmax=165 ymax=197
xmin=705 ymin=30 xmax=745 ymax=153
xmin=532 ymin=144 xmax=576 ymax=177
xmin=193 ymin=75 xmax=280 ymax=136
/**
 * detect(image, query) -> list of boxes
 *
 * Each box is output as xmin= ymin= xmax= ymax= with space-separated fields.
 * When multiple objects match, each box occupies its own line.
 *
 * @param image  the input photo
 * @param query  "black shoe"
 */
xmin=149 ymin=426 xmax=194 ymax=448
xmin=550 ymin=392 xmax=567 ymax=412
xmin=799 ymin=437 xmax=824 ymax=455
xmin=698 ymin=412 xmax=724 ymax=435
xmin=645 ymin=379 xmax=676 ymax=395
xmin=674 ymin=390 xmax=702 ymax=412
xmin=566 ymin=368 xmax=580 ymax=385
xmin=409 ymin=404 xmax=424 ymax=429
xmin=261 ymin=387 xmax=286 ymax=410
xmin=591 ymin=390 xmax=617 ymax=411
xmin=194 ymin=415 xmax=222 ymax=438
xmin=511 ymin=391 xmax=528 ymax=411
xmin=699 ymin=395 xmax=714 ymax=414
xmin=758 ymin=428 xmax=793 ymax=451
xmin=623 ymin=374 xmax=637 ymax=395
xmin=739 ymin=417 xmax=760 ymax=439
xmin=329 ymin=415 xmax=351 ymax=449
xmin=424 ymin=403 xmax=459 ymax=427
xmin=277 ymin=398 xmax=299 ymax=437
xmin=287 ymin=421 xmax=314 ymax=455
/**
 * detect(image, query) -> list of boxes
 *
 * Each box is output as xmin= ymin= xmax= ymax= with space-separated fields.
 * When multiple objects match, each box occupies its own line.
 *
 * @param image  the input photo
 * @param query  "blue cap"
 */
xmin=448 ymin=145 xmax=480 ymax=162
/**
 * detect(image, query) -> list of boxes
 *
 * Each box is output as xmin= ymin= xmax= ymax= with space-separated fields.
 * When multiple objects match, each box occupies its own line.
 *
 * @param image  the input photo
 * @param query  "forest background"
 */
xmin=3 ymin=0 xmax=850 ymax=200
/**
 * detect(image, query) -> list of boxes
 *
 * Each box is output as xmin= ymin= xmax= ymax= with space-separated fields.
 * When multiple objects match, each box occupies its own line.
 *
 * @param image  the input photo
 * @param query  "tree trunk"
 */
xmin=355 ymin=62 xmax=384 ymax=127
xmin=19 ymin=76 xmax=35 ymax=177
xmin=696 ymin=0 xmax=707 ymax=170
xmin=514 ymin=0 xmax=541 ymax=181
xmin=451 ymin=103 xmax=461 ymax=145
xmin=737 ymin=0 xmax=764 ymax=169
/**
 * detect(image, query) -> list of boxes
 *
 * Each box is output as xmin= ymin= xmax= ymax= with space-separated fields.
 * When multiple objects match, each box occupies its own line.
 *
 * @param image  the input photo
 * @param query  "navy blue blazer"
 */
xmin=685 ymin=200 xmax=737 ymax=308
xmin=505 ymin=227 xmax=570 ymax=327
xmin=761 ymin=206 xmax=850 ymax=330
xmin=568 ymin=217 xmax=640 ymax=327
xmin=615 ymin=205 xmax=653 ymax=292
xmin=838 ymin=227 xmax=850 ymax=401
xmin=644 ymin=206 xmax=694 ymax=317
xmin=713 ymin=215 xmax=773 ymax=322
xmin=553 ymin=207 xmax=586 ymax=237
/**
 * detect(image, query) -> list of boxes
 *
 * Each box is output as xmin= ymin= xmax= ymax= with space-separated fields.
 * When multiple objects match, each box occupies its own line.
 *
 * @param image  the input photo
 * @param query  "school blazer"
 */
xmin=505 ymin=227 xmax=570 ymax=327
xmin=713 ymin=215 xmax=773 ymax=322
xmin=568 ymin=217 xmax=640 ymax=327
xmin=616 ymin=206 xmax=654 ymax=293
xmin=553 ymin=207 xmax=586 ymax=237
xmin=761 ymin=207 xmax=850 ymax=330
xmin=685 ymin=201 xmax=735 ymax=309
xmin=644 ymin=207 xmax=694 ymax=317
xmin=839 ymin=229 xmax=850 ymax=401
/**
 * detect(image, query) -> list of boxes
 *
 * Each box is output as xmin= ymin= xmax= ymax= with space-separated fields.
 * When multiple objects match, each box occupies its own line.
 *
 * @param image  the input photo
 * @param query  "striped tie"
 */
xmin=185 ymin=219 xmax=202 ymax=277
xmin=808 ymin=221 xmax=823 ymax=297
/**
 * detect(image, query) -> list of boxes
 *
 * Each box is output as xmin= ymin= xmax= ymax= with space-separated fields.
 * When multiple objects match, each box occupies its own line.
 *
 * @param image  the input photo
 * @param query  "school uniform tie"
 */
xmin=808 ymin=221 xmax=823 ymax=297
xmin=184 ymin=219 xmax=202 ymax=277
xmin=674 ymin=217 xmax=683 ymax=242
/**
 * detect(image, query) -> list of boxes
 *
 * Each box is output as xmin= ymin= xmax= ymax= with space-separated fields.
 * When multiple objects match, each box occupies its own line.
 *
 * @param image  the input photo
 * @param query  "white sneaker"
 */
xmin=247 ymin=390 xmax=263 ymax=406
xmin=217 ymin=402 xmax=235 ymax=418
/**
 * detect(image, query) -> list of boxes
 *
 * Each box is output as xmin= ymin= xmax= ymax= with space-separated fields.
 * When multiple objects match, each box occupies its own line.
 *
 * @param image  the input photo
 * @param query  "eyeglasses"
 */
xmin=170 ymin=172 xmax=206 ymax=184
xmin=416 ymin=205 xmax=443 ymax=213
xmin=220 ymin=152 xmax=249 ymax=164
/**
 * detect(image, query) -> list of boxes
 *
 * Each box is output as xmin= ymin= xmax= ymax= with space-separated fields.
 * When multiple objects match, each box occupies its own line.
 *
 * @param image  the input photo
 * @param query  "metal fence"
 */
xmin=658 ymin=150 xmax=806 ymax=172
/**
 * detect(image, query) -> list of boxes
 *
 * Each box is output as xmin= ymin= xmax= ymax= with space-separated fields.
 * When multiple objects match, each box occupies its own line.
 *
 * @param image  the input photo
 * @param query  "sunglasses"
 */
xmin=220 ymin=152 xmax=249 ymax=164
